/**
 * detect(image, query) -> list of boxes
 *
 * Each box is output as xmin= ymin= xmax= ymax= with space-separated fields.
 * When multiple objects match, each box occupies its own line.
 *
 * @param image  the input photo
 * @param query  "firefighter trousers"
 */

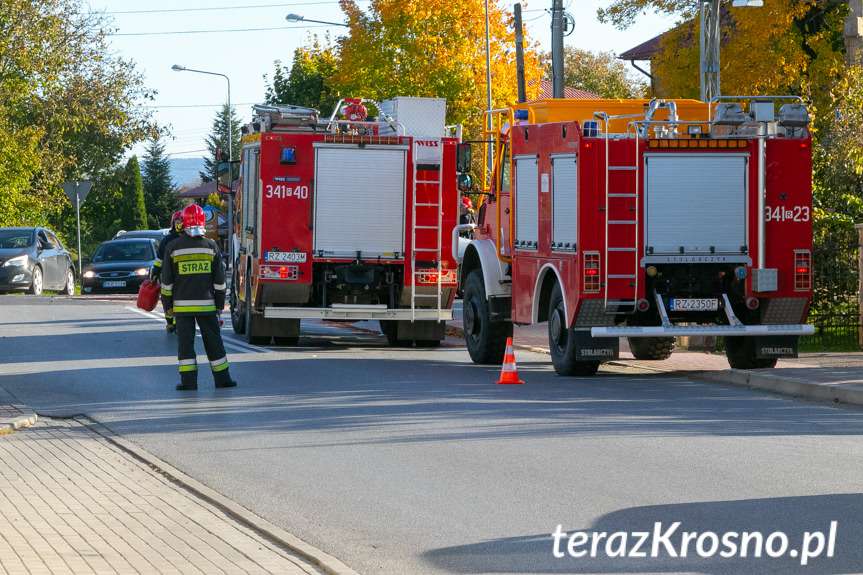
xmin=175 ymin=315 xmax=232 ymax=385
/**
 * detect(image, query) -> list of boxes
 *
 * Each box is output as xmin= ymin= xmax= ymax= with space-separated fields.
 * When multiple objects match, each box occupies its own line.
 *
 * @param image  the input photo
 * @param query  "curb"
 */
xmin=448 ymin=322 xmax=863 ymax=407
xmin=691 ymin=369 xmax=863 ymax=407
xmin=0 ymin=387 xmax=38 ymax=437
xmin=82 ymin=419 xmax=362 ymax=575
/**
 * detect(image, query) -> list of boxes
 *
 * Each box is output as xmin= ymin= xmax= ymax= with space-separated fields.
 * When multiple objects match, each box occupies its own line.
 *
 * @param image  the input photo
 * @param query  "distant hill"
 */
xmin=168 ymin=157 xmax=205 ymax=188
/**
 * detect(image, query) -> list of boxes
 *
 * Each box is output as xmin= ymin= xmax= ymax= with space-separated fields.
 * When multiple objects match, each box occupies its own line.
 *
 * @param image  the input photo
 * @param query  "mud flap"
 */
xmin=394 ymin=320 xmax=446 ymax=341
xmin=754 ymin=335 xmax=799 ymax=359
xmin=573 ymin=330 xmax=619 ymax=361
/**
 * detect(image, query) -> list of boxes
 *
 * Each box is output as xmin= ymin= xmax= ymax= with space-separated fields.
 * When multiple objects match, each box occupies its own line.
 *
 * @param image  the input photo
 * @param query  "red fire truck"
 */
xmin=455 ymin=96 xmax=815 ymax=375
xmin=230 ymin=97 xmax=460 ymax=346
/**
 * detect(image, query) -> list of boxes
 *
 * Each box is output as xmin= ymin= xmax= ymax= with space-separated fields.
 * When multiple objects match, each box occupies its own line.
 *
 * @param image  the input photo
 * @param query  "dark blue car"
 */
xmin=81 ymin=238 xmax=159 ymax=294
xmin=0 ymin=227 xmax=76 ymax=295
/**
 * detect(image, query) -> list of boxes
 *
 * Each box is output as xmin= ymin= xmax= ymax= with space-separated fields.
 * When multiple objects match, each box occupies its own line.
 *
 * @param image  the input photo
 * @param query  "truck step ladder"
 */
xmin=598 ymin=120 xmax=641 ymax=313
xmin=410 ymin=140 xmax=445 ymax=322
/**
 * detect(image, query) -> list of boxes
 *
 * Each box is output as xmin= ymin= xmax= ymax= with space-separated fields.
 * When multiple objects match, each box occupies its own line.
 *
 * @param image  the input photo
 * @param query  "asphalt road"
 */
xmin=1 ymin=296 xmax=862 ymax=575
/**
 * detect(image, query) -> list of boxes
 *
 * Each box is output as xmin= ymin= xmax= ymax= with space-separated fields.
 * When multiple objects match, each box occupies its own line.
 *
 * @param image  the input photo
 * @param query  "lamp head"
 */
xmin=285 ymin=13 xmax=304 ymax=23
xmin=171 ymin=64 xmax=186 ymax=72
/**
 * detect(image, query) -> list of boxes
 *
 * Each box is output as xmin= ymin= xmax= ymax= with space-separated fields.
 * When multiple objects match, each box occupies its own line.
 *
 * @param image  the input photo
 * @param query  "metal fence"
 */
xmin=800 ymin=228 xmax=861 ymax=351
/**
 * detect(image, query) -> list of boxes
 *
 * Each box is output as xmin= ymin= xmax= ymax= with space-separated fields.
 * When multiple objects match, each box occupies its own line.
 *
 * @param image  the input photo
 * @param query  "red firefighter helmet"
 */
xmin=182 ymin=204 xmax=206 ymax=236
xmin=461 ymin=197 xmax=474 ymax=211
xmin=171 ymin=210 xmax=184 ymax=231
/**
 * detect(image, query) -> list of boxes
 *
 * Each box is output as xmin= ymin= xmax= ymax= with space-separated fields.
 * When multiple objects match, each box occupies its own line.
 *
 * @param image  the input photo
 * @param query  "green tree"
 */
xmin=118 ymin=156 xmax=148 ymax=231
xmin=199 ymin=104 xmax=241 ymax=183
xmin=0 ymin=0 xmax=156 ymax=229
xmin=545 ymin=48 xmax=647 ymax=98
xmin=265 ymin=37 xmax=340 ymax=115
xmin=142 ymin=135 xmax=182 ymax=229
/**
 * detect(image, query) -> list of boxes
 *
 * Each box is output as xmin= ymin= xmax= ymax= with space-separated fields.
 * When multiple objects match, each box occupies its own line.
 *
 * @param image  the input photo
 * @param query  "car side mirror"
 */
xmin=457 ymin=174 xmax=473 ymax=192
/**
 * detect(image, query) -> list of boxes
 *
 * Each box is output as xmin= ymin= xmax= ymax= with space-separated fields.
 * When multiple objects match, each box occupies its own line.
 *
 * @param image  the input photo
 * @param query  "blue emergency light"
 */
xmin=280 ymin=146 xmax=297 ymax=165
xmin=514 ymin=109 xmax=529 ymax=121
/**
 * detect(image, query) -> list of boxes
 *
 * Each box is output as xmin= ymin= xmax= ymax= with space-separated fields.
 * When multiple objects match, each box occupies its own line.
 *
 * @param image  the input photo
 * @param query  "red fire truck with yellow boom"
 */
xmin=455 ymin=95 xmax=815 ymax=375
xmin=231 ymin=97 xmax=460 ymax=346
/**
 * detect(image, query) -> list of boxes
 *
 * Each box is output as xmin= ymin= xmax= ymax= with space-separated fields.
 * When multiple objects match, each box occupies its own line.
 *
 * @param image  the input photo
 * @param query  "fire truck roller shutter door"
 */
xmin=644 ymin=154 xmax=748 ymax=255
xmin=313 ymin=145 xmax=408 ymax=258
xmin=514 ymin=155 xmax=539 ymax=249
xmin=551 ymin=154 xmax=578 ymax=250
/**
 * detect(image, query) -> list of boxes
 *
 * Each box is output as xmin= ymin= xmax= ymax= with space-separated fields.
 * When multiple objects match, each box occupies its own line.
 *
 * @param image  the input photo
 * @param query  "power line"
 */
xmin=151 ymin=103 xmax=257 ymax=109
xmin=114 ymin=24 xmax=334 ymax=36
xmin=103 ymin=1 xmax=341 ymax=15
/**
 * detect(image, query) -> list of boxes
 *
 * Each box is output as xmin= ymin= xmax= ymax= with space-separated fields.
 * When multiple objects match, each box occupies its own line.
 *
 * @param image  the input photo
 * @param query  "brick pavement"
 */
xmin=0 ymin=417 xmax=339 ymax=575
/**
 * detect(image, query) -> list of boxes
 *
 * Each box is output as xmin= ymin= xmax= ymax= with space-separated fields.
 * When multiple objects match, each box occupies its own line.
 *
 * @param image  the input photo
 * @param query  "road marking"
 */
xmin=124 ymin=306 xmax=272 ymax=354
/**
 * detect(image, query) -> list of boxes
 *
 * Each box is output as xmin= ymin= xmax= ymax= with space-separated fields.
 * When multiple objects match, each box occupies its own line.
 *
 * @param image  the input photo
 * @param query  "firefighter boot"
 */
xmin=214 ymin=369 xmax=237 ymax=389
xmin=175 ymin=372 xmax=197 ymax=391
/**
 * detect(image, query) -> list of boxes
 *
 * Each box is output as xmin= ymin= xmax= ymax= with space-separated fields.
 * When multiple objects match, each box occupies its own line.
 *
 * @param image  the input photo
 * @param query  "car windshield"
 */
xmin=92 ymin=242 xmax=154 ymax=262
xmin=0 ymin=230 xmax=35 ymax=249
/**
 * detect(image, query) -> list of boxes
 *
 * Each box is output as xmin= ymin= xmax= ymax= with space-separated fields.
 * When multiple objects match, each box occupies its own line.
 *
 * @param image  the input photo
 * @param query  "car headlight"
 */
xmin=1 ymin=255 xmax=28 ymax=268
xmin=136 ymin=267 xmax=150 ymax=276
xmin=83 ymin=270 xmax=95 ymax=278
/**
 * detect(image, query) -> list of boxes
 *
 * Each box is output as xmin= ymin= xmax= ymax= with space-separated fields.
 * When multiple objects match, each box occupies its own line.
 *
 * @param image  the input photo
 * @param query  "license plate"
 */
xmin=670 ymin=298 xmax=718 ymax=312
xmin=265 ymin=251 xmax=306 ymax=263
xmin=102 ymin=280 xmax=126 ymax=288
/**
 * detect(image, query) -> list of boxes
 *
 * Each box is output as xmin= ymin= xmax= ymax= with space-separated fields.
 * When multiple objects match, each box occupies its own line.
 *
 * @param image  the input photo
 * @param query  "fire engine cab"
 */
xmin=455 ymin=95 xmax=815 ymax=375
xmin=231 ymin=97 xmax=460 ymax=346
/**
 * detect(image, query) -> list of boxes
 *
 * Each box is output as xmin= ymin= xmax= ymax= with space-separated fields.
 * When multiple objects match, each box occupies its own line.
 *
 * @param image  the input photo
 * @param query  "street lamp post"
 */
xmin=285 ymin=13 xmax=349 ymax=27
xmin=171 ymin=64 xmax=234 ymax=272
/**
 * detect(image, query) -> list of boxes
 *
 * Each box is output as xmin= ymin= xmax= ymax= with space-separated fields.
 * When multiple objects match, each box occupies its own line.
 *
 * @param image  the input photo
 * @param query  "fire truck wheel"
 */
xmin=462 ymin=269 xmax=511 ymax=364
xmin=548 ymin=283 xmax=600 ymax=376
xmin=230 ymin=273 xmax=246 ymax=335
xmin=627 ymin=337 xmax=675 ymax=361
xmin=725 ymin=336 xmax=778 ymax=369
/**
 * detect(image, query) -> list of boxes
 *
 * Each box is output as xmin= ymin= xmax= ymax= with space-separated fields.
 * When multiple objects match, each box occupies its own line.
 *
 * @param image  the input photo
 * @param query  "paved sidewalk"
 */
xmin=0 ymin=393 xmax=358 ymax=575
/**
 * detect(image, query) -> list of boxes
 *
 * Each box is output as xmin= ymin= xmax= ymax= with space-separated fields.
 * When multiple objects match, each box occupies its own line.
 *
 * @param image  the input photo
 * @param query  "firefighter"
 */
xmin=152 ymin=210 xmax=184 ymax=332
xmin=161 ymin=204 xmax=237 ymax=391
xmin=459 ymin=197 xmax=475 ymax=225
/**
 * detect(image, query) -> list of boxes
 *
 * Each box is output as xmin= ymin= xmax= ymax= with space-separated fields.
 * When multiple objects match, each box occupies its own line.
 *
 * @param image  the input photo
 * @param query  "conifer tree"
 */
xmin=119 ymin=156 xmax=148 ymax=231
xmin=142 ymin=135 xmax=181 ymax=228
xmin=200 ymin=104 xmax=241 ymax=183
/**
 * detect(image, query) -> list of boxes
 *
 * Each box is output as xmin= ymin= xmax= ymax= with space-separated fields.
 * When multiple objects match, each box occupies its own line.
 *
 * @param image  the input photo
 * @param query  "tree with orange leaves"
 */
xmin=332 ymin=0 xmax=543 ymax=135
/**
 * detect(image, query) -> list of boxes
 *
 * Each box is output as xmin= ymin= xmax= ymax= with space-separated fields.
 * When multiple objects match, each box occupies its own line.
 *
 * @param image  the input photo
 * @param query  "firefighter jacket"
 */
xmin=160 ymin=234 xmax=226 ymax=317
xmin=151 ymin=229 xmax=181 ymax=280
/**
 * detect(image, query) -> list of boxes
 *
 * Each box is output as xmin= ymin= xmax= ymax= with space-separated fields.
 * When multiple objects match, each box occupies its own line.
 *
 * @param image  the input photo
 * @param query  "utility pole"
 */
xmin=514 ymin=4 xmax=527 ymax=103
xmin=551 ymin=0 xmax=565 ymax=98
xmin=700 ymin=0 xmax=721 ymax=102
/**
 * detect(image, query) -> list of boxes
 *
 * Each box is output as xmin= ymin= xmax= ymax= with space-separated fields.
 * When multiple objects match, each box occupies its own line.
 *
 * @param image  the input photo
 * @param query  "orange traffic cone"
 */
xmin=496 ymin=337 xmax=525 ymax=384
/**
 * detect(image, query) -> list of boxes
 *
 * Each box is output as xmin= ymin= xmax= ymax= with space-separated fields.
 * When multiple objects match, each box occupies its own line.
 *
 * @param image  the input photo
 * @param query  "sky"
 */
xmin=92 ymin=0 xmax=679 ymax=162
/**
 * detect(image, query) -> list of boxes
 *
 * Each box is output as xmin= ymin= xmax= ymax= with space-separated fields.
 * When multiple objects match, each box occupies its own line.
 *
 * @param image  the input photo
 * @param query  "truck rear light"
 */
xmin=794 ymin=250 xmax=811 ymax=290
xmin=584 ymin=252 xmax=601 ymax=293
xmin=260 ymin=265 xmax=298 ymax=280
xmin=416 ymin=268 xmax=457 ymax=285
xmin=636 ymin=298 xmax=650 ymax=312
xmin=746 ymin=297 xmax=760 ymax=310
